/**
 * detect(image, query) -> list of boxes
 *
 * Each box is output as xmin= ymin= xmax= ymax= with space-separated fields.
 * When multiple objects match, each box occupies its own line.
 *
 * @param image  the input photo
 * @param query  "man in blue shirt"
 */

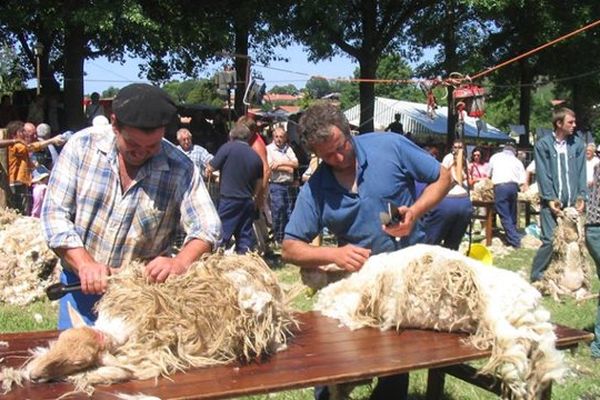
xmin=207 ymin=124 xmax=263 ymax=254
xmin=282 ymin=103 xmax=451 ymax=400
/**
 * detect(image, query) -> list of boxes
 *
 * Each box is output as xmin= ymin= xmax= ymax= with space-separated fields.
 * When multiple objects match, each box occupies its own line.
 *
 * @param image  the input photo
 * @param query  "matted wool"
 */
xmin=316 ymin=244 xmax=565 ymax=400
xmin=2 ymin=252 xmax=296 ymax=394
xmin=533 ymin=207 xmax=592 ymax=300
xmin=471 ymin=178 xmax=495 ymax=202
xmin=518 ymin=183 xmax=540 ymax=211
xmin=0 ymin=212 xmax=58 ymax=305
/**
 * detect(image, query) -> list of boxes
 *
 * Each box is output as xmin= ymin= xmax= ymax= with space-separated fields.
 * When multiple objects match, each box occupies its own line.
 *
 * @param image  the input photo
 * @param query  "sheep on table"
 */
xmin=1 ymin=252 xmax=296 ymax=395
xmin=316 ymin=244 xmax=565 ymax=400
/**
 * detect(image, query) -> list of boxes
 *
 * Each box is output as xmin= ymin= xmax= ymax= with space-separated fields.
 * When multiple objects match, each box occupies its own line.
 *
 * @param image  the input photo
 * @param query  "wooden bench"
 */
xmin=0 ymin=312 xmax=592 ymax=399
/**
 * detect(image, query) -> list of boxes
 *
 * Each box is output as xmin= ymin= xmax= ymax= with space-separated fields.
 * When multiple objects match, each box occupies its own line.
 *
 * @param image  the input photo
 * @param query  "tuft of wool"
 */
xmin=316 ymin=244 xmax=565 ymax=400
xmin=470 ymin=178 xmax=495 ymax=202
xmin=64 ymin=252 xmax=295 ymax=390
xmin=533 ymin=207 xmax=592 ymax=301
xmin=0 ymin=211 xmax=58 ymax=305
xmin=518 ymin=183 xmax=540 ymax=212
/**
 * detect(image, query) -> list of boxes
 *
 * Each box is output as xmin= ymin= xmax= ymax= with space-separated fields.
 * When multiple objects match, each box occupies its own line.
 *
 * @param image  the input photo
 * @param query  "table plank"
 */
xmin=0 ymin=312 xmax=593 ymax=399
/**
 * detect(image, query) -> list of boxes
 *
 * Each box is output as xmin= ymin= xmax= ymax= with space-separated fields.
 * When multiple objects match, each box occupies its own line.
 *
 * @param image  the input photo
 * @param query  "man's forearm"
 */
xmin=281 ymin=239 xmax=337 ymax=269
xmin=174 ymin=238 xmax=212 ymax=268
xmin=54 ymin=247 xmax=96 ymax=274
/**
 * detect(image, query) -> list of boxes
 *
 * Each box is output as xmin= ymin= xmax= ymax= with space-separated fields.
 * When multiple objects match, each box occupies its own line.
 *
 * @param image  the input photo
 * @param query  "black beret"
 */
xmin=112 ymin=83 xmax=177 ymax=129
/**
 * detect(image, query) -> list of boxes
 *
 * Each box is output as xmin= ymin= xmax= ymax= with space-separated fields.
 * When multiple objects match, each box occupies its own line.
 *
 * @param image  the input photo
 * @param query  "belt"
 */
xmin=270 ymin=181 xmax=293 ymax=185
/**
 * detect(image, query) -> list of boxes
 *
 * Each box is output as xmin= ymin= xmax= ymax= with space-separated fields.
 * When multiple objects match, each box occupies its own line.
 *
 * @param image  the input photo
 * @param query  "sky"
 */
xmin=81 ymin=44 xmax=359 ymax=95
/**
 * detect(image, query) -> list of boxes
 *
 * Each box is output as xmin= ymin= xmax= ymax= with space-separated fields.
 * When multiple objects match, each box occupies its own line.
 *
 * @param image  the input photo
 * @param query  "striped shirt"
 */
xmin=41 ymin=130 xmax=221 ymax=268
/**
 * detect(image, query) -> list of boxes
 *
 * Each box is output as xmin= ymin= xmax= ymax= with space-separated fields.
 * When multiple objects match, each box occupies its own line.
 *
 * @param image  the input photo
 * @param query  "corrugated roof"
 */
xmin=344 ymin=97 xmax=509 ymax=141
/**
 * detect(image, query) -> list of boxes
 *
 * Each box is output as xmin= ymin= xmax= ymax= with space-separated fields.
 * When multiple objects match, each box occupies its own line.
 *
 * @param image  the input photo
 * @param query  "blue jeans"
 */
xmin=531 ymin=206 xmax=557 ymax=281
xmin=422 ymin=195 xmax=472 ymax=250
xmin=218 ymin=196 xmax=256 ymax=254
xmin=494 ymin=182 xmax=522 ymax=248
xmin=269 ymin=183 xmax=296 ymax=243
xmin=584 ymin=225 xmax=600 ymax=357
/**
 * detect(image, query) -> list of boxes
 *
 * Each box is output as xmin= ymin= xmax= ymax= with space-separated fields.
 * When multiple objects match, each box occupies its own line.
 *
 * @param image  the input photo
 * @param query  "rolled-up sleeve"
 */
xmin=40 ymin=138 xmax=85 ymax=250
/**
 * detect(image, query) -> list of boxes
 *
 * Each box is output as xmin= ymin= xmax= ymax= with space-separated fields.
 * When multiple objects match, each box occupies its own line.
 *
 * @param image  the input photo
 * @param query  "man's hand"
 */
xmin=383 ymin=206 xmax=415 ymax=238
xmin=52 ymin=135 xmax=66 ymax=146
xmin=145 ymin=256 xmax=187 ymax=283
xmin=334 ymin=245 xmax=371 ymax=272
xmin=78 ymin=261 xmax=111 ymax=295
xmin=576 ymin=197 xmax=585 ymax=214
xmin=548 ymin=199 xmax=563 ymax=216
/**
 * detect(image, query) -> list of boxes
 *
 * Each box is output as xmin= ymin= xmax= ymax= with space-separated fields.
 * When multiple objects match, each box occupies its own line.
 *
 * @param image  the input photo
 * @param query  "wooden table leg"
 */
xmin=426 ymin=368 xmax=445 ymax=400
xmin=485 ymin=205 xmax=493 ymax=246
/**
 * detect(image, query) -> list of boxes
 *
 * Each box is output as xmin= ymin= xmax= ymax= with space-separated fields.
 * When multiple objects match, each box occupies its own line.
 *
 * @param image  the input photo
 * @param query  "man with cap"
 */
xmin=41 ymin=83 xmax=222 ymax=329
xmin=488 ymin=141 xmax=527 ymax=248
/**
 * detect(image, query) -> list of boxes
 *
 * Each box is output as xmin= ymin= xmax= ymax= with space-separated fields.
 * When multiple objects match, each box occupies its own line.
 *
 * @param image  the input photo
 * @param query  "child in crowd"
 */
xmin=30 ymin=165 xmax=50 ymax=218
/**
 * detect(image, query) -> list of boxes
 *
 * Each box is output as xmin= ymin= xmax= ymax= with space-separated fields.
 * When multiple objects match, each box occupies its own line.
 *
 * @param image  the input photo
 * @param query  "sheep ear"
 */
xmin=67 ymin=302 xmax=88 ymax=328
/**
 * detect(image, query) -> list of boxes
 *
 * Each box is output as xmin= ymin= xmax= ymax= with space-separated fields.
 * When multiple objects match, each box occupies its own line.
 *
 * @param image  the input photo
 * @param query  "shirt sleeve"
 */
xmin=179 ymin=166 xmax=222 ymax=247
xmin=41 ymin=138 xmax=86 ymax=250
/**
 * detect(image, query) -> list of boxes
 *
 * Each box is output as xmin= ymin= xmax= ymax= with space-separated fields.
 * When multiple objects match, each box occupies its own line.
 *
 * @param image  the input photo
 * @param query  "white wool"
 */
xmin=316 ymin=244 xmax=565 ymax=400
xmin=95 ymin=315 xmax=134 ymax=347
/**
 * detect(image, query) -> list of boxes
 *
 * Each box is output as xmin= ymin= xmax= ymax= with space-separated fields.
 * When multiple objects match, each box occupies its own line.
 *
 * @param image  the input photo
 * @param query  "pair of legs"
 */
xmin=218 ymin=197 xmax=256 ymax=254
xmin=584 ymin=225 xmax=600 ymax=358
xmin=315 ymin=373 xmax=409 ymax=400
xmin=494 ymin=182 xmax=522 ymax=248
xmin=530 ymin=206 xmax=557 ymax=281
xmin=269 ymin=183 xmax=297 ymax=244
xmin=422 ymin=195 xmax=472 ymax=250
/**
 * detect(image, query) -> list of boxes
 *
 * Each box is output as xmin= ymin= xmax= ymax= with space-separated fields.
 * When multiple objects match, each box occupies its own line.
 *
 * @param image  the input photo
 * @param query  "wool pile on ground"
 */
xmin=470 ymin=178 xmax=494 ymax=202
xmin=315 ymin=244 xmax=565 ymax=400
xmin=0 ymin=210 xmax=58 ymax=305
xmin=533 ymin=207 xmax=592 ymax=301
xmin=2 ymin=252 xmax=297 ymax=394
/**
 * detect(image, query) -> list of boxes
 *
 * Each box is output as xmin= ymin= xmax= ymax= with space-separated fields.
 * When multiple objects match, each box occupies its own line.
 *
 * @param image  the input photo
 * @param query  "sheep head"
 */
xmin=26 ymin=304 xmax=107 ymax=381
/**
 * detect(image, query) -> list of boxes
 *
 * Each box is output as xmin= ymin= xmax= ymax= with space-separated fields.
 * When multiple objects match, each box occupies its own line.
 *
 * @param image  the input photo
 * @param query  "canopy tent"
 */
xmin=344 ymin=97 xmax=510 ymax=142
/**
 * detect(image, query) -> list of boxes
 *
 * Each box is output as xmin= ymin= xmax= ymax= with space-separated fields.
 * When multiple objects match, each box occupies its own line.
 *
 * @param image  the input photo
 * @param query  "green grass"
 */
xmin=1 ymin=248 xmax=599 ymax=399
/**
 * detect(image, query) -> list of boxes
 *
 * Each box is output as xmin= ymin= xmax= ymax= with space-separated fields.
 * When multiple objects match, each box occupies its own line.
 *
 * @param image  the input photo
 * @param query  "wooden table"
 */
xmin=471 ymin=200 xmax=495 ymax=246
xmin=0 ymin=312 xmax=592 ymax=400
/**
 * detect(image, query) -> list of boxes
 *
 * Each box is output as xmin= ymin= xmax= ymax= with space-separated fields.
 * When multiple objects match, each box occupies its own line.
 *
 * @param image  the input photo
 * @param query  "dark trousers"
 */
xmin=530 ymin=206 xmax=557 ymax=281
xmin=269 ymin=183 xmax=296 ymax=243
xmin=315 ymin=374 xmax=409 ymax=400
xmin=584 ymin=225 xmax=600 ymax=357
xmin=494 ymin=182 xmax=522 ymax=248
xmin=422 ymin=195 xmax=472 ymax=250
xmin=218 ymin=196 xmax=256 ymax=254
xmin=10 ymin=183 xmax=31 ymax=216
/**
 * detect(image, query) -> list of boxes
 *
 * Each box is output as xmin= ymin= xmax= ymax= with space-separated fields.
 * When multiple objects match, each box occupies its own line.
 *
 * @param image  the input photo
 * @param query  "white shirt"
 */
xmin=587 ymin=157 xmax=600 ymax=186
xmin=488 ymin=149 xmax=526 ymax=185
xmin=266 ymin=142 xmax=298 ymax=184
xmin=442 ymin=153 xmax=468 ymax=196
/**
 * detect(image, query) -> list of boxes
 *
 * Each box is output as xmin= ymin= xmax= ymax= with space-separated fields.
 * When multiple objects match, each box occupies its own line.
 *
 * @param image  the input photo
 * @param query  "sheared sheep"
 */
xmin=1 ymin=252 xmax=296 ymax=395
xmin=533 ymin=207 xmax=592 ymax=301
xmin=315 ymin=244 xmax=565 ymax=400
xmin=0 ymin=210 xmax=58 ymax=305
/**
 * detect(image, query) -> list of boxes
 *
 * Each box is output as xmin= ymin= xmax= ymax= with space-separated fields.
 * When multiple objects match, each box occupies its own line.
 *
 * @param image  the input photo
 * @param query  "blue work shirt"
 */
xmin=285 ymin=133 xmax=441 ymax=254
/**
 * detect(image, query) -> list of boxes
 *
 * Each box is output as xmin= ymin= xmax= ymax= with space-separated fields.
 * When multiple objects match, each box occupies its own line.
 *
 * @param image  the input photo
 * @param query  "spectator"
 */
xmin=6 ymin=120 xmax=62 ymax=215
xmin=266 ymin=127 xmax=298 ymax=245
xmin=488 ymin=141 xmax=526 ymax=248
xmin=176 ymin=128 xmax=214 ymax=178
xmin=41 ymin=83 xmax=221 ymax=328
xmin=85 ymin=92 xmax=105 ymax=125
xmin=468 ymin=146 xmax=489 ymax=186
xmin=30 ymin=165 xmax=50 ymax=218
xmin=586 ymin=143 xmax=599 ymax=188
xmin=385 ymin=113 xmax=404 ymax=135
xmin=420 ymin=140 xmax=473 ymax=250
xmin=531 ymin=108 xmax=586 ymax=282
xmin=282 ymin=103 xmax=451 ymax=400
xmin=583 ymin=161 xmax=600 ymax=359
xmin=207 ymin=124 xmax=263 ymax=254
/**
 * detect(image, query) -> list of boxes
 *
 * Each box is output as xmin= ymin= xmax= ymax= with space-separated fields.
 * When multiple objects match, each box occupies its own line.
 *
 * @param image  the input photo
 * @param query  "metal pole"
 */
xmin=36 ymin=55 xmax=41 ymax=95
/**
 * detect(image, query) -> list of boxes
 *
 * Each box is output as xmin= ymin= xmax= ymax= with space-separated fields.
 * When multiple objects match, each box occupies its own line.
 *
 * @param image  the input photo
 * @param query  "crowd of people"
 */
xmin=0 ymin=84 xmax=598 ymax=397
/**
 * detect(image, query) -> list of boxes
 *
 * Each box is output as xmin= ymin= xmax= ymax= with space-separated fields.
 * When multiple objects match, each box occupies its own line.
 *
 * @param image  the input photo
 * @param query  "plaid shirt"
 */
xmin=41 ymin=130 xmax=221 ymax=268
xmin=177 ymin=144 xmax=213 ymax=177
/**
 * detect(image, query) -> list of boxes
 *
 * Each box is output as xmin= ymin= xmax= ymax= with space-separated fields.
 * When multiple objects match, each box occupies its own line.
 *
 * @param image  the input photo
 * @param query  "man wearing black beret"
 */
xmin=41 ymin=83 xmax=222 ymax=329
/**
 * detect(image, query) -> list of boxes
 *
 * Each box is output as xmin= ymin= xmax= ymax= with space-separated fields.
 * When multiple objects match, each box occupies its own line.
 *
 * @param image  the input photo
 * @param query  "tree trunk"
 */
xmin=518 ymin=60 xmax=532 ymax=147
xmin=233 ymin=19 xmax=250 ymax=118
xmin=358 ymin=58 xmax=376 ymax=134
xmin=443 ymin=0 xmax=458 ymax=150
xmin=63 ymin=22 xmax=86 ymax=130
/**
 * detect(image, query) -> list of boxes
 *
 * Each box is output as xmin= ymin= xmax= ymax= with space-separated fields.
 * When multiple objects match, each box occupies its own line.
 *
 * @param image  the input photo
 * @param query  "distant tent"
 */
xmin=344 ymin=97 xmax=509 ymax=142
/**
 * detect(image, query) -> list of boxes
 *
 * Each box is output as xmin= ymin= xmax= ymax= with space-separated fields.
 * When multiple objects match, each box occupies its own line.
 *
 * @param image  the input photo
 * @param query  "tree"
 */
xmin=304 ymin=77 xmax=331 ymax=99
xmin=290 ymin=0 xmax=437 ymax=133
xmin=0 ymin=42 xmax=25 ymax=94
xmin=269 ymin=84 xmax=299 ymax=95
xmin=101 ymin=86 xmax=120 ymax=98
